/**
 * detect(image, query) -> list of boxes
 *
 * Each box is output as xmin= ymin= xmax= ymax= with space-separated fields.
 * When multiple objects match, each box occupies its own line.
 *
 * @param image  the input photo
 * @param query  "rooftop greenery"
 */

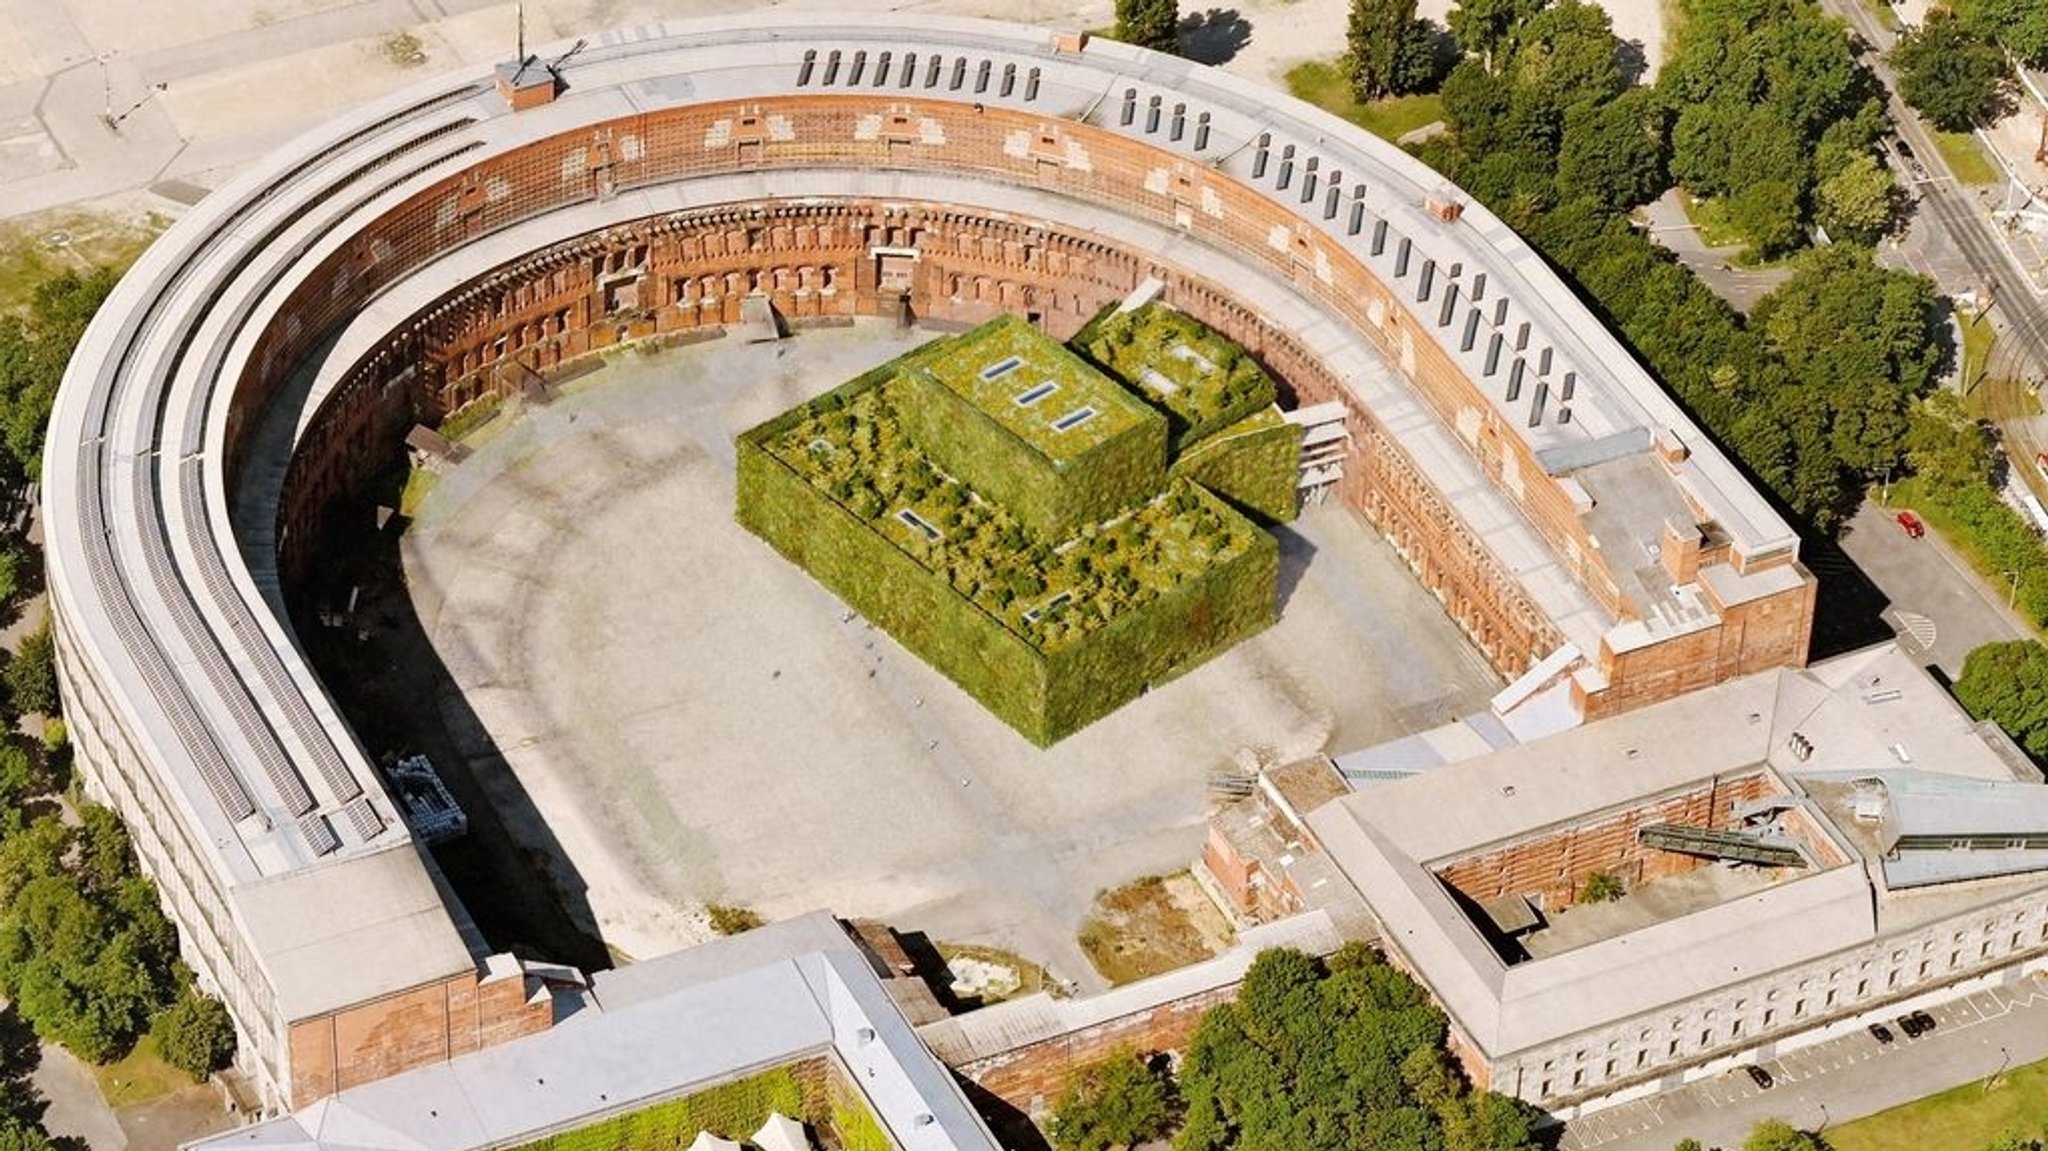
xmin=915 ymin=313 xmax=1158 ymax=464
xmin=760 ymin=377 xmax=1258 ymax=655
xmin=737 ymin=309 xmax=1290 ymax=744
xmin=1072 ymin=303 xmax=1277 ymax=456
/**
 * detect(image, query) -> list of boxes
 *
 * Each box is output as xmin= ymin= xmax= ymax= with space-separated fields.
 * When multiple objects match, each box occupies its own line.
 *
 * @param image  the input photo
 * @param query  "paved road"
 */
xmin=1637 ymin=190 xmax=1791 ymax=313
xmin=1820 ymin=0 xmax=2048 ymax=380
xmin=1836 ymin=500 xmax=2033 ymax=677
xmin=1562 ymin=974 xmax=2048 ymax=1151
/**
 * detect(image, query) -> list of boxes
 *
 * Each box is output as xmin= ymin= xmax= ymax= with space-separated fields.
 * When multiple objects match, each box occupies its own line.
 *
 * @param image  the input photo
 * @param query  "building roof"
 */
xmin=189 ymin=914 xmax=1001 ymax=1151
xmin=233 ymin=843 xmax=476 ymax=1021
xmin=1307 ymin=644 xmax=2048 ymax=1058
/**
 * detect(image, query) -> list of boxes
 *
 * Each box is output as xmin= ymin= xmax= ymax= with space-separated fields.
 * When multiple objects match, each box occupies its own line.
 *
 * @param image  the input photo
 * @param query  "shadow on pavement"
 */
xmin=289 ymin=463 xmax=611 ymax=974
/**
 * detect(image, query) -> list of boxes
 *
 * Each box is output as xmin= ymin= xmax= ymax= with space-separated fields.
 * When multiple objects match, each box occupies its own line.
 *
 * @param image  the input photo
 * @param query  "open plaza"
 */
xmin=400 ymin=321 xmax=1503 ymax=975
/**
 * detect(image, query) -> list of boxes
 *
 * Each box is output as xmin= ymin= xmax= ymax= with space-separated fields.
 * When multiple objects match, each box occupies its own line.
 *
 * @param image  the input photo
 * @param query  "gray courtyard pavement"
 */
xmin=1563 ymin=974 xmax=2048 ymax=1151
xmin=1836 ymin=499 xmax=2033 ymax=679
xmin=404 ymin=322 xmax=1503 ymax=985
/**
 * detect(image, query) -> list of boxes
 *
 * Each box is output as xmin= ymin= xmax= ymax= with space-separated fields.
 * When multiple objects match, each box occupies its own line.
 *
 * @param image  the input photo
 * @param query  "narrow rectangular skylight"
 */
xmin=979 ymin=356 xmax=1023 ymax=381
xmin=896 ymin=508 xmax=942 ymax=541
xmin=1051 ymin=406 xmax=1098 ymax=432
xmin=1014 ymin=382 xmax=1059 ymax=407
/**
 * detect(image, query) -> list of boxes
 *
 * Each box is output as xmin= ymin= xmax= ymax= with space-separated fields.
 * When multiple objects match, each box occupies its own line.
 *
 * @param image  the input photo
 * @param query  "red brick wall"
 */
xmin=287 ymin=966 xmax=554 ymax=1105
xmin=250 ymin=93 xmax=1811 ymax=734
xmin=1433 ymin=771 xmax=1779 ymax=911
xmin=953 ymin=984 xmax=1239 ymax=1113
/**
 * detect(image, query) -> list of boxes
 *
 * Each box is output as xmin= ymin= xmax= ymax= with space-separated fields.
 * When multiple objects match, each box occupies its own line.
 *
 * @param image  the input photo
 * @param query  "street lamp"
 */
xmin=2004 ymin=570 xmax=2021 ymax=609
xmin=1987 ymin=1045 xmax=2011 ymax=1093
xmin=101 ymin=82 xmax=168 ymax=133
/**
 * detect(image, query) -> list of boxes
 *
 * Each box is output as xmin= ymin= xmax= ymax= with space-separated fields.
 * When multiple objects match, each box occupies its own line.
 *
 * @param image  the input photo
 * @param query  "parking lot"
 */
xmin=1562 ymin=975 xmax=2048 ymax=1150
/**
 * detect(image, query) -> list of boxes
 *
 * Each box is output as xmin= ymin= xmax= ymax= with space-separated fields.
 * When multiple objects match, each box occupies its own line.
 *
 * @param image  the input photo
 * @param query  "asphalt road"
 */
xmin=1836 ymin=499 xmax=2033 ymax=677
xmin=1820 ymin=0 xmax=2048 ymax=379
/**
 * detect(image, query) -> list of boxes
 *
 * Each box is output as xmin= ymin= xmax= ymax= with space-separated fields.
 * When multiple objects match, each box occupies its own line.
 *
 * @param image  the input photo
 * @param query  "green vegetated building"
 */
xmin=736 ymin=308 xmax=1300 ymax=745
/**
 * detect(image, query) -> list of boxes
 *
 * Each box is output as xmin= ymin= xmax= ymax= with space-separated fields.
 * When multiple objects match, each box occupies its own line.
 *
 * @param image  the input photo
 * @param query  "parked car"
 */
xmin=1744 ymin=1064 xmax=1775 ymax=1089
xmin=1898 ymin=1013 xmax=1926 ymax=1038
xmin=1911 ymin=1010 xmax=1937 ymax=1034
xmin=1896 ymin=510 xmax=1926 ymax=539
xmin=1868 ymin=1022 xmax=1895 ymax=1045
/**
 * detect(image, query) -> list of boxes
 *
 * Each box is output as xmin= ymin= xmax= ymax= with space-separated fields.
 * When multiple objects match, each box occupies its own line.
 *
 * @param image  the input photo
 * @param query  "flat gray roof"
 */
xmin=188 ymin=913 xmax=1001 ymax=1151
xmin=1308 ymin=643 xmax=2048 ymax=1057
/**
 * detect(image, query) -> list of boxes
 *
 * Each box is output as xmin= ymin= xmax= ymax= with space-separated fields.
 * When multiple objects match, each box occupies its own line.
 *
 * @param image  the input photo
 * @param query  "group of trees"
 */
xmin=1661 ymin=0 xmax=1891 ymax=258
xmin=1955 ymin=641 xmax=2048 ymax=760
xmin=1892 ymin=10 xmax=2014 ymax=133
xmin=0 ymin=801 xmax=232 ymax=1079
xmin=1897 ymin=0 xmax=2048 ymax=132
xmin=1408 ymin=0 xmax=1947 ymax=531
xmin=1050 ymin=945 xmax=1539 ymax=1151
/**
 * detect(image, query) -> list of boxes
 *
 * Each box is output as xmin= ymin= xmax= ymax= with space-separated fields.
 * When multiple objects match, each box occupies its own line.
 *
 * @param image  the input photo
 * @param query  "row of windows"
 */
xmin=798 ymin=49 xmax=1041 ymax=102
xmin=1525 ymin=912 xmax=2048 ymax=1099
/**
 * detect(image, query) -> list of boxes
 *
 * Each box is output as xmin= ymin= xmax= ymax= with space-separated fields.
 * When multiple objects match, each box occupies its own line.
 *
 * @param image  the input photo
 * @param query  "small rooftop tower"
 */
xmin=495 ymin=4 xmax=557 ymax=111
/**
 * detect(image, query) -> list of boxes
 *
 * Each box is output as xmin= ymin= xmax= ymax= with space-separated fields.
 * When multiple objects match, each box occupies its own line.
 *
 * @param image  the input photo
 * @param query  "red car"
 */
xmin=1896 ymin=510 xmax=1925 ymax=539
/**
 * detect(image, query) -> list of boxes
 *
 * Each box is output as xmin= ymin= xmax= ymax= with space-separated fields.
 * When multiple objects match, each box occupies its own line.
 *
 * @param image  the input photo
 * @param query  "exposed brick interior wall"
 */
xmin=1432 ymin=770 xmax=1781 ymax=912
xmin=287 ymin=966 xmax=554 ymax=1105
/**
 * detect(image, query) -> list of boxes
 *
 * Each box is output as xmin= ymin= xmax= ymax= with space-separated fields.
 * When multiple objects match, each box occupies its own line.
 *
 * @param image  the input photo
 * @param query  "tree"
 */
xmin=1176 ymin=945 xmax=1537 ymax=1151
xmin=1814 ymin=150 xmax=1898 ymax=245
xmin=1892 ymin=11 xmax=2011 ymax=132
xmin=1955 ymin=641 xmax=2048 ymax=760
xmin=1556 ymin=88 xmax=1669 ymax=210
xmin=1448 ymin=0 xmax=1547 ymax=72
xmin=1348 ymin=0 xmax=1419 ymax=102
xmin=153 ymin=989 xmax=236 ymax=1081
xmin=1391 ymin=20 xmax=1455 ymax=95
xmin=2 ymin=627 xmax=53 ymax=720
xmin=1743 ymin=1119 xmax=1828 ymax=1151
xmin=1905 ymin=390 xmax=1993 ymax=490
xmin=1114 ymin=0 xmax=1181 ymax=54
xmin=1050 ymin=1049 xmax=1177 ymax=1151
xmin=1675 ymin=1141 xmax=1705 ymax=1151
xmin=1958 ymin=0 xmax=2048 ymax=65
xmin=1727 ymin=178 xmax=1805 ymax=262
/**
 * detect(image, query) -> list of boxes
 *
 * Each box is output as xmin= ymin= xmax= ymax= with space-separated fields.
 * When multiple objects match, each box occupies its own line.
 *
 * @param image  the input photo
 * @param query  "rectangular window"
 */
xmin=979 ymin=355 xmax=1023 ymax=381
xmin=1014 ymin=381 xmax=1059 ymax=407
xmin=1052 ymin=406 xmax=1099 ymax=431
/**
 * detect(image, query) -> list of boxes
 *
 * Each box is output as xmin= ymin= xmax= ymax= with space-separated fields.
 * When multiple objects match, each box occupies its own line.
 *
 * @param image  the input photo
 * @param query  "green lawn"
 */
xmin=92 ymin=1034 xmax=197 ymax=1109
xmin=1857 ymin=0 xmax=1902 ymax=31
xmin=1283 ymin=61 xmax=1445 ymax=143
xmin=1961 ymin=312 xmax=1998 ymax=398
xmin=1934 ymin=130 xmax=2002 ymax=186
xmin=1827 ymin=1047 xmax=2048 ymax=1151
xmin=1675 ymin=189 xmax=1750 ymax=250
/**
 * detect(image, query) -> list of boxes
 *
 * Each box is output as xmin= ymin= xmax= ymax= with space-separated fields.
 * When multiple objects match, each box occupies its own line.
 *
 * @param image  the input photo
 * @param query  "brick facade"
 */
xmin=286 ymin=962 xmax=553 ymax=1105
xmin=951 ymin=984 xmax=1239 ymax=1114
xmin=243 ymin=95 xmax=1809 ymax=728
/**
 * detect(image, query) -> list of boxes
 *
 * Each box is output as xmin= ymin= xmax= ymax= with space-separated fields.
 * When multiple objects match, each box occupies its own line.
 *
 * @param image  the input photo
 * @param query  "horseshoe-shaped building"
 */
xmin=42 ymin=13 xmax=1814 ymax=1119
